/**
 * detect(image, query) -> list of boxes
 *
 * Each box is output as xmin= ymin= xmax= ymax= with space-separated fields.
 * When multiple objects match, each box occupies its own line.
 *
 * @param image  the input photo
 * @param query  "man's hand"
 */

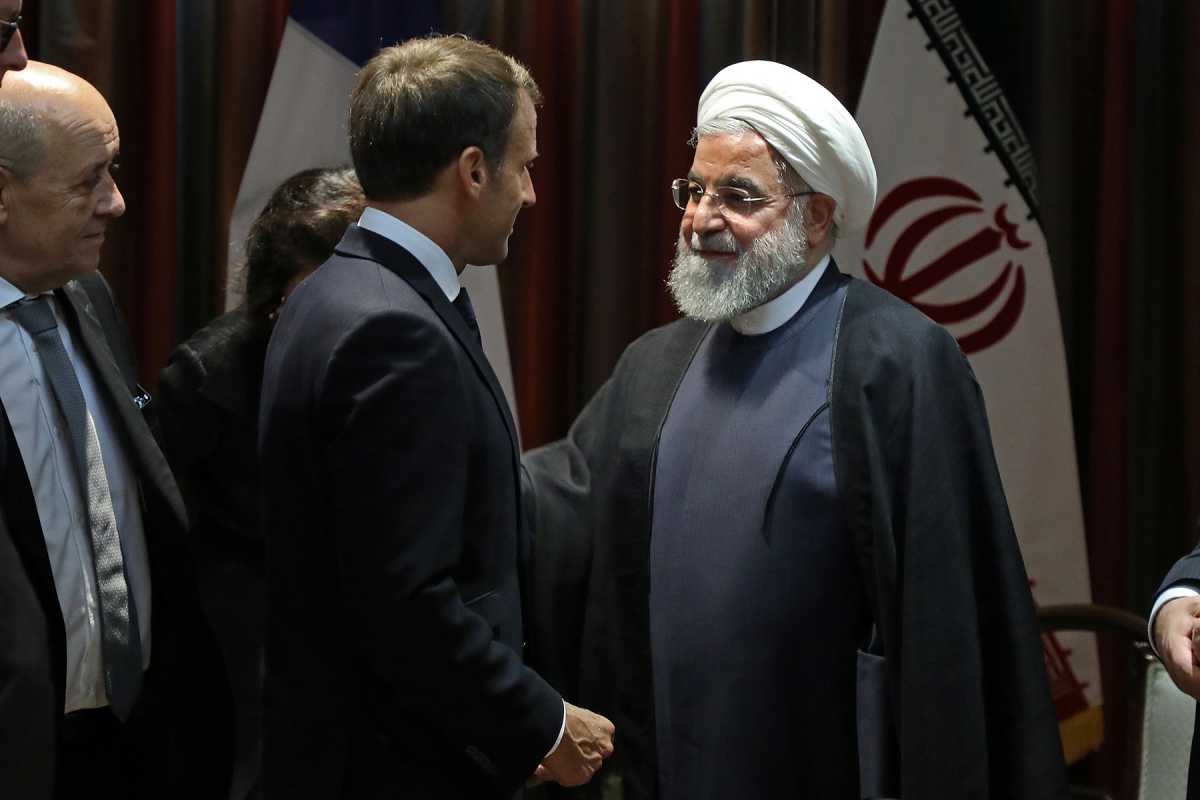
xmin=1154 ymin=596 xmax=1200 ymax=699
xmin=537 ymin=702 xmax=615 ymax=787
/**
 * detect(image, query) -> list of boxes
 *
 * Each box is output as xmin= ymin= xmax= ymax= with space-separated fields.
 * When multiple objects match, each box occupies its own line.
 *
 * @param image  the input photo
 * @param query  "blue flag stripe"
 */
xmin=291 ymin=0 xmax=443 ymax=66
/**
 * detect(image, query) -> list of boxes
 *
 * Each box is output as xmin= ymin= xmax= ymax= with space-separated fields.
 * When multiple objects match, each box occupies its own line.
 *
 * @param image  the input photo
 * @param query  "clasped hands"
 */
xmin=1154 ymin=595 xmax=1200 ymax=699
xmin=529 ymin=701 xmax=615 ymax=787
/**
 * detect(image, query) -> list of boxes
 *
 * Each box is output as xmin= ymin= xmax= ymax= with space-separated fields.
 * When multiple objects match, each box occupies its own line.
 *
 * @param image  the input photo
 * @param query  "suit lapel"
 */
xmin=0 ymin=401 xmax=68 ymax=705
xmin=336 ymin=225 xmax=521 ymax=453
xmin=57 ymin=282 xmax=188 ymax=532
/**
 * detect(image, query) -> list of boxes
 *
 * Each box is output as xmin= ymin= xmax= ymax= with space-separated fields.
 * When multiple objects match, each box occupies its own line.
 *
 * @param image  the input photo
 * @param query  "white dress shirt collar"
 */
xmin=0 ymin=274 xmax=32 ymax=308
xmin=729 ymin=253 xmax=832 ymax=336
xmin=357 ymin=207 xmax=461 ymax=302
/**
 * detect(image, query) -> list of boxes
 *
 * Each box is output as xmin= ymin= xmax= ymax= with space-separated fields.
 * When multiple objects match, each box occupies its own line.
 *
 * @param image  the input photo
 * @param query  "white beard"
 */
xmin=667 ymin=201 xmax=812 ymax=322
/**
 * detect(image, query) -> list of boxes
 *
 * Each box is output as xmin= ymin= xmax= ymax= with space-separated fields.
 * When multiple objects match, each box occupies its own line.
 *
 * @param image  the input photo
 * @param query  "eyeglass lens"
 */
xmin=671 ymin=180 xmax=759 ymax=216
xmin=1 ymin=18 xmax=18 ymax=52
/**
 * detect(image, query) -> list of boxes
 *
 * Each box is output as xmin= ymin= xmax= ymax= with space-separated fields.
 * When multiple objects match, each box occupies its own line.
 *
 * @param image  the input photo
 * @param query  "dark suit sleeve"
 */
xmin=320 ymin=311 xmax=563 ymax=783
xmin=0 ymin=511 xmax=57 ymax=798
xmin=1156 ymin=540 xmax=1200 ymax=598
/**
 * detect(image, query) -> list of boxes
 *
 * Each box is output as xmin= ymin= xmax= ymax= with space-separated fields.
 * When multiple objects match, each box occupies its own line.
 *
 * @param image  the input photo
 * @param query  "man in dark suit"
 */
xmin=0 ymin=62 xmax=230 ymax=798
xmin=258 ymin=36 xmax=614 ymax=799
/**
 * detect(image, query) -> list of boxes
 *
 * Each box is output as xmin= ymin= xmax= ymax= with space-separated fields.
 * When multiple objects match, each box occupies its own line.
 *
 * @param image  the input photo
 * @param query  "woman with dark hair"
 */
xmin=156 ymin=167 xmax=364 ymax=800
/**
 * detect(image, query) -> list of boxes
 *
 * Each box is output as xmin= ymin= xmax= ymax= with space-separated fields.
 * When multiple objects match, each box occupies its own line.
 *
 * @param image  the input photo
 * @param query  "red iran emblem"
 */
xmin=863 ymin=177 xmax=1028 ymax=354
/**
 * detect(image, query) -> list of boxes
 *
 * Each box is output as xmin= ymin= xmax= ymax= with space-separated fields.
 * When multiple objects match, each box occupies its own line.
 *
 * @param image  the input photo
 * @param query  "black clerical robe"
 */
xmin=522 ymin=264 xmax=1068 ymax=799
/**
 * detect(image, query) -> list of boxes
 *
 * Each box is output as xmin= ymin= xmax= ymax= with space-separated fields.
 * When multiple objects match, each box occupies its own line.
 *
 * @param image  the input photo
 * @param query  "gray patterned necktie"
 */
xmin=9 ymin=296 xmax=143 ymax=720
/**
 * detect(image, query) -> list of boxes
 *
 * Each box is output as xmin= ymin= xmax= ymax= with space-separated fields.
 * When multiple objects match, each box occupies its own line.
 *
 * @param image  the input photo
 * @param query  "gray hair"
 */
xmin=689 ymin=116 xmax=838 ymax=243
xmin=0 ymin=99 xmax=47 ymax=180
xmin=690 ymin=117 xmax=807 ymax=193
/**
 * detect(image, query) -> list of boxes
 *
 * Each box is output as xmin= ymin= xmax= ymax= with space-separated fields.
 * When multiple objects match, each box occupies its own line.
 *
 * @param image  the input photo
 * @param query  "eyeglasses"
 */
xmin=670 ymin=178 xmax=812 ymax=218
xmin=1 ymin=15 xmax=20 ymax=53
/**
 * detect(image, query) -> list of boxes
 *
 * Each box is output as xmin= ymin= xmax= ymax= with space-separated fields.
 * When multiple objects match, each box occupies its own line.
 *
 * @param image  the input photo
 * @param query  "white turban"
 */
xmin=696 ymin=60 xmax=877 ymax=233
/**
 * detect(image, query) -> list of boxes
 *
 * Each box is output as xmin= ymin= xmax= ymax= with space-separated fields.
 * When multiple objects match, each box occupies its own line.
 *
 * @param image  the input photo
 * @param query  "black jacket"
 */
xmin=259 ymin=225 xmax=563 ymax=799
xmin=158 ymin=307 xmax=270 ymax=559
xmin=157 ymin=307 xmax=273 ymax=798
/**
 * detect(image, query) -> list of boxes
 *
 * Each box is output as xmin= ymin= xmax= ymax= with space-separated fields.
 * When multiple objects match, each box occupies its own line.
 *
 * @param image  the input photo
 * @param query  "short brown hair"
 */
xmin=348 ymin=35 xmax=540 ymax=201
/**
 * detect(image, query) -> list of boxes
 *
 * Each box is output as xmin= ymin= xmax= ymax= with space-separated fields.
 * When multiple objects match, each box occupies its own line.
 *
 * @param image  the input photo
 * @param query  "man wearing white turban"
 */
xmin=523 ymin=60 xmax=1067 ymax=799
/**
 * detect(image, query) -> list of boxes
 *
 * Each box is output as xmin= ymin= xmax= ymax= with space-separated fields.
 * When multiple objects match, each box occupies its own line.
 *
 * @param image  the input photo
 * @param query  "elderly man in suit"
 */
xmin=0 ymin=62 xmax=229 ymax=798
xmin=258 ymin=36 xmax=613 ymax=799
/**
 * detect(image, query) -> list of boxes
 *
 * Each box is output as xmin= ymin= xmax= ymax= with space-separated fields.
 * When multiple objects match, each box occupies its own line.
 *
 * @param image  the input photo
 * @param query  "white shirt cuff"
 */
xmin=544 ymin=701 xmax=567 ymax=760
xmin=1148 ymin=586 xmax=1200 ymax=657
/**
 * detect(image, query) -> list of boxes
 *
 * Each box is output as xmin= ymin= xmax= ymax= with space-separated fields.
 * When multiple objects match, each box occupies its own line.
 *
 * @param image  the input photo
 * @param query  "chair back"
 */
xmin=1038 ymin=603 xmax=1196 ymax=800
xmin=1136 ymin=654 xmax=1195 ymax=800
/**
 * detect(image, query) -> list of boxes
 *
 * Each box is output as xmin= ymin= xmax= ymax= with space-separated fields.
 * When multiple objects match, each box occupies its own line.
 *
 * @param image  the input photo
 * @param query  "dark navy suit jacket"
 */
xmin=259 ymin=224 xmax=563 ymax=799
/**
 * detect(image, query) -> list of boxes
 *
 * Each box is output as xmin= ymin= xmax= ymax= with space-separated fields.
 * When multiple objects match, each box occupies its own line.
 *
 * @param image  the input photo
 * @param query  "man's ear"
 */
xmin=804 ymin=193 xmax=837 ymax=247
xmin=457 ymin=146 xmax=489 ymax=199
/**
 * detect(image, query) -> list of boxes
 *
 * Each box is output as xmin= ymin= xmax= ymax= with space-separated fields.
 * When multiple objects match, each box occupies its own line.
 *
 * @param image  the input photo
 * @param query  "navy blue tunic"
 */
xmin=649 ymin=274 xmax=864 ymax=798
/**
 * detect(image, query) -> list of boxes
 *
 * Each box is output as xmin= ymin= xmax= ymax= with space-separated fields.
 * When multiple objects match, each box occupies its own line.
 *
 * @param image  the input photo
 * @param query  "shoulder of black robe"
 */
xmin=522 ymin=316 xmax=710 ymax=687
xmin=831 ymin=278 xmax=1069 ymax=799
xmin=523 ymin=316 xmax=707 ymax=797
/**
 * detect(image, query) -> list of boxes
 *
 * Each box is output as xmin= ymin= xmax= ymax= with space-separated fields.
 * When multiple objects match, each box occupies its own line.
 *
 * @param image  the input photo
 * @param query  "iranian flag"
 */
xmin=835 ymin=0 xmax=1100 ymax=761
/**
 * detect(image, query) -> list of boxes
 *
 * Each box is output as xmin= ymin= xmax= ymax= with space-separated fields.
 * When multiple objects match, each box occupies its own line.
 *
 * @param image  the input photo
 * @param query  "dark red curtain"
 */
xmin=1086 ymin=1 xmax=1134 ymax=792
xmin=209 ymin=1 xmax=291 ymax=309
xmin=28 ymin=0 xmax=178 ymax=385
xmin=1183 ymin=15 xmax=1200 ymax=541
xmin=499 ymin=0 xmax=587 ymax=447
xmin=1088 ymin=0 xmax=1132 ymax=623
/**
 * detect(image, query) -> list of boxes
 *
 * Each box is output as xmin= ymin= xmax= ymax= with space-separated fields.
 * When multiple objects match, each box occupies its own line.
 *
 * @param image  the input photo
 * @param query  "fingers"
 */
xmin=1159 ymin=605 xmax=1200 ymax=700
xmin=525 ymin=763 xmax=550 ymax=787
xmin=1168 ymin=635 xmax=1200 ymax=699
xmin=555 ymin=761 xmax=596 ymax=788
xmin=540 ymin=753 xmax=595 ymax=787
xmin=1156 ymin=597 xmax=1200 ymax=650
xmin=541 ymin=702 xmax=616 ymax=787
xmin=597 ymin=732 xmax=615 ymax=759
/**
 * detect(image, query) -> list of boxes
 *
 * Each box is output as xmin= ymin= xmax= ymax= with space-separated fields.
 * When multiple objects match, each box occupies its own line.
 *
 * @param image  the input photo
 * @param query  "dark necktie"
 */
xmin=453 ymin=287 xmax=482 ymax=345
xmin=8 ymin=296 xmax=143 ymax=720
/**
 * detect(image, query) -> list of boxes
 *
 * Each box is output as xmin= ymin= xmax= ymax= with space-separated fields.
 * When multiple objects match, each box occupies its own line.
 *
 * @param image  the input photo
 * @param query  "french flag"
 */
xmin=227 ymin=1 xmax=519 ymax=422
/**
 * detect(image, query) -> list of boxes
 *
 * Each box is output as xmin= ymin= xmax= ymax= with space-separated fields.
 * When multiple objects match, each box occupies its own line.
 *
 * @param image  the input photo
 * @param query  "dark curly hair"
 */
xmin=242 ymin=167 xmax=365 ymax=319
